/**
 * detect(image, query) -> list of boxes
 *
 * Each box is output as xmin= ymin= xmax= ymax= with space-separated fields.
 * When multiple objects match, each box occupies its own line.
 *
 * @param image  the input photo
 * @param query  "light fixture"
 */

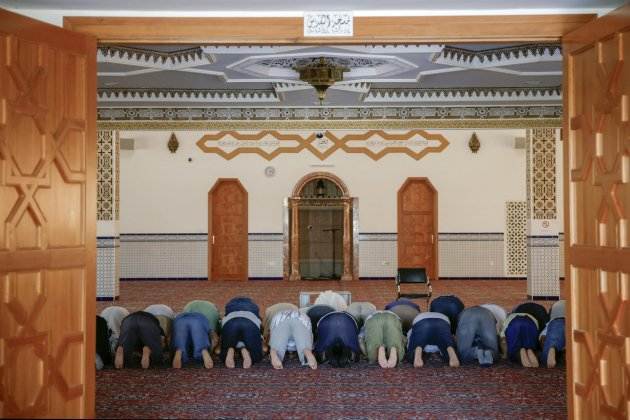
xmin=168 ymin=132 xmax=179 ymax=153
xmin=315 ymin=179 xmax=327 ymax=197
xmin=469 ymin=132 xmax=481 ymax=153
xmin=294 ymin=57 xmax=348 ymax=105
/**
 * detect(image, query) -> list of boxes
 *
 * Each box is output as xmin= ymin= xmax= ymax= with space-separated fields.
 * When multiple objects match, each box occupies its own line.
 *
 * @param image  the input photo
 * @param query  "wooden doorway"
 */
xmin=563 ymin=6 xmax=630 ymax=418
xmin=208 ymin=179 xmax=248 ymax=281
xmin=0 ymin=9 xmax=96 ymax=418
xmin=286 ymin=172 xmax=356 ymax=281
xmin=397 ymin=178 xmax=438 ymax=280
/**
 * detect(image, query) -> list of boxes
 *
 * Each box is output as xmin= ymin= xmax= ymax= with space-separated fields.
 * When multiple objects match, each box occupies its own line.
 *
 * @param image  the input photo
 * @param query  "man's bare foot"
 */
xmin=202 ymin=349 xmax=213 ymax=369
xmin=225 ymin=348 xmax=235 ymax=368
xmin=304 ymin=349 xmax=317 ymax=370
xmin=141 ymin=346 xmax=151 ymax=369
xmin=387 ymin=347 xmax=398 ymax=368
xmin=241 ymin=348 xmax=252 ymax=369
xmin=262 ymin=343 xmax=269 ymax=354
xmin=172 ymin=349 xmax=182 ymax=369
xmin=377 ymin=346 xmax=388 ymax=368
xmin=520 ymin=348 xmax=531 ymax=367
xmin=447 ymin=347 xmax=460 ymax=367
xmin=547 ymin=347 xmax=557 ymax=368
xmin=413 ymin=347 xmax=424 ymax=368
xmin=270 ymin=349 xmax=283 ymax=369
xmin=114 ymin=346 xmax=124 ymax=369
xmin=527 ymin=349 xmax=539 ymax=367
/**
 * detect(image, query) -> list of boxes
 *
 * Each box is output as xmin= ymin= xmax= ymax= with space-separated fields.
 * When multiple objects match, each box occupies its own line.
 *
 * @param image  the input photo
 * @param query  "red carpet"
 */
xmin=97 ymin=280 xmax=566 ymax=418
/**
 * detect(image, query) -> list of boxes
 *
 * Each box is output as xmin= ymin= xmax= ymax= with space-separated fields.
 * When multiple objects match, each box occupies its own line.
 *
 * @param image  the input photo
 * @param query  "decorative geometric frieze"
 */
xmin=97 ymin=130 xmax=116 ymax=221
xmin=433 ymin=44 xmax=562 ymax=67
xmin=98 ymin=88 xmax=279 ymax=103
xmin=97 ymin=105 xmax=562 ymax=122
xmin=505 ymin=201 xmax=528 ymax=276
xmin=196 ymin=130 xmax=449 ymax=161
xmin=527 ymin=128 xmax=557 ymax=219
xmin=366 ymin=86 xmax=561 ymax=103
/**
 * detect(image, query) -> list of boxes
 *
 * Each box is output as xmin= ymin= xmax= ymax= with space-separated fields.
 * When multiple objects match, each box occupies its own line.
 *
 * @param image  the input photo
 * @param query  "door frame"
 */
xmin=208 ymin=178 xmax=248 ymax=281
xmin=397 ymin=177 xmax=439 ymax=280
xmin=284 ymin=172 xmax=357 ymax=281
xmin=51 ymin=7 xmax=628 ymax=418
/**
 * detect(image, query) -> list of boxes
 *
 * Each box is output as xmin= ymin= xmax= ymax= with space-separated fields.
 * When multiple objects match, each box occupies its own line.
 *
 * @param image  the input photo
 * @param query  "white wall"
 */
xmin=119 ymin=129 xmax=527 ymax=234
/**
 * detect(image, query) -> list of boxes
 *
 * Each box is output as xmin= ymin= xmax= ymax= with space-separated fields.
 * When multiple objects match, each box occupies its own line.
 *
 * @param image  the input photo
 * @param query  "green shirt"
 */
xmin=183 ymin=300 xmax=221 ymax=332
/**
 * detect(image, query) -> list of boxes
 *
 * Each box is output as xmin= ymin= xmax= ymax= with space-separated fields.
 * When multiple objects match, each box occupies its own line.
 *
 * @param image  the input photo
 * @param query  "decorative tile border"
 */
xmin=97 ymin=130 xmax=115 ymax=221
xmin=527 ymin=128 xmax=557 ymax=219
xmin=97 ymin=105 xmax=562 ymax=123
xmin=505 ymin=201 xmax=527 ymax=276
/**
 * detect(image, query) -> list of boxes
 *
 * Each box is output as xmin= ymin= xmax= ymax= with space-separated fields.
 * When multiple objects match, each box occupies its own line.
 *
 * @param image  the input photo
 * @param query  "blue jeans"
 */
xmin=171 ymin=313 xmax=211 ymax=363
xmin=456 ymin=306 xmax=498 ymax=364
xmin=221 ymin=316 xmax=263 ymax=363
xmin=406 ymin=318 xmax=455 ymax=363
xmin=542 ymin=318 xmax=565 ymax=366
xmin=225 ymin=297 xmax=260 ymax=319
xmin=429 ymin=295 xmax=465 ymax=333
xmin=505 ymin=316 xmax=539 ymax=362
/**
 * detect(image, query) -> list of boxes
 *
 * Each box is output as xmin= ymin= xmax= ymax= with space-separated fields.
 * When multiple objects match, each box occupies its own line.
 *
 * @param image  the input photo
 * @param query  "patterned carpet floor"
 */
xmin=96 ymin=280 xmax=566 ymax=419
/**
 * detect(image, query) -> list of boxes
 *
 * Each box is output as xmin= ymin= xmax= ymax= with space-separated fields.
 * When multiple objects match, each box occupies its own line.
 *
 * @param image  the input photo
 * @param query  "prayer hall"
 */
xmin=0 ymin=1 xmax=629 ymax=418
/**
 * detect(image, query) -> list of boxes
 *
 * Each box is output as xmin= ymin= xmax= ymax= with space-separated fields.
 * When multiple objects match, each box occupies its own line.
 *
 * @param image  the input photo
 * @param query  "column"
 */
xmin=289 ymin=199 xmax=301 ymax=281
xmin=341 ymin=199 xmax=353 ymax=281
xmin=97 ymin=130 xmax=120 ymax=300
xmin=526 ymin=128 xmax=560 ymax=299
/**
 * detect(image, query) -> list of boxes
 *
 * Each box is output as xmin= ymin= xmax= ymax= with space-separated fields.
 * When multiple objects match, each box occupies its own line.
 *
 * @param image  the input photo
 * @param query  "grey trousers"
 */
xmin=456 ymin=306 xmax=499 ymax=364
xmin=269 ymin=317 xmax=313 ymax=365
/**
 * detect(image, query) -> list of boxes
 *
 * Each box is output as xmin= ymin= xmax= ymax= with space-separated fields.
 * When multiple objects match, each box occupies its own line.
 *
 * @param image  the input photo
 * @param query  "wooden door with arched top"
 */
xmin=208 ymin=179 xmax=248 ymax=281
xmin=397 ymin=178 xmax=438 ymax=280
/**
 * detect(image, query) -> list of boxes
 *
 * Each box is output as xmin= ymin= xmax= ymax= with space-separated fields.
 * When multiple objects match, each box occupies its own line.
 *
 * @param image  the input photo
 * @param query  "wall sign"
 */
xmin=304 ymin=12 xmax=353 ymax=37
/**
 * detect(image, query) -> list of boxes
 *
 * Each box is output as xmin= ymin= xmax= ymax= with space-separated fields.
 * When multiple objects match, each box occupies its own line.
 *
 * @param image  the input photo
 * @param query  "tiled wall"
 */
xmin=97 ymin=237 xmax=120 ymax=298
xmin=119 ymin=232 xmax=548 ymax=280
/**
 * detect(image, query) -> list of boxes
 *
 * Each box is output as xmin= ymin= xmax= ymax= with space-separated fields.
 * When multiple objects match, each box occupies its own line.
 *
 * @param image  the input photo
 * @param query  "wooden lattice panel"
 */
xmin=564 ymin=7 xmax=630 ymax=419
xmin=0 ymin=10 xmax=96 ymax=418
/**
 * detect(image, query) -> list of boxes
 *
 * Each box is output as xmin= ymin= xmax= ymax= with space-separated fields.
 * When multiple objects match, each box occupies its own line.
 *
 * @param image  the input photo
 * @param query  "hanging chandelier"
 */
xmin=293 ymin=57 xmax=348 ymax=105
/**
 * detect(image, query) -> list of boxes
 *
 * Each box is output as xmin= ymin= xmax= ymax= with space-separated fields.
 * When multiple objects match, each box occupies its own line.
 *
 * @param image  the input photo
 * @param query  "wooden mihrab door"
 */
xmin=208 ymin=178 xmax=248 ymax=281
xmin=397 ymin=178 xmax=438 ymax=280
xmin=0 ymin=9 xmax=97 ymax=418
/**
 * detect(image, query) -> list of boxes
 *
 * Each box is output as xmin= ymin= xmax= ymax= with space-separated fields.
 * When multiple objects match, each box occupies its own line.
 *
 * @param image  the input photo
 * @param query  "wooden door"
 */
xmin=208 ymin=179 xmax=248 ymax=281
xmin=563 ymin=5 xmax=630 ymax=419
xmin=0 ymin=9 xmax=96 ymax=418
xmin=397 ymin=178 xmax=438 ymax=279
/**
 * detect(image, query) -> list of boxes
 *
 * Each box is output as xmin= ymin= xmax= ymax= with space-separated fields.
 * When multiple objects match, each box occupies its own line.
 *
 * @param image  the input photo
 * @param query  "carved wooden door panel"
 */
xmin=563 ymin=5 xmax=630 ymax=419
xmin=397 ymin=178 xmax=438 ymax=279
xmin=209 ymin=179 xmax=248 ymax=281
xmin=0 ymin=9 xmax=96 ymax=418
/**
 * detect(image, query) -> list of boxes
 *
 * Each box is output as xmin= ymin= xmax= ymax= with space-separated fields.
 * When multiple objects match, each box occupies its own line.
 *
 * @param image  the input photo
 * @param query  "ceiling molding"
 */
xmin=432 ymin=43 xmax=562 ymax=67
xmin=98 ymin=45 xmax=210 ymax=66
xmin=365 ymin=86 xmax=562 ymax=103
xmin=98 ymin=88 xmax=279 ymax=103
xmin=97 ymin=118 xmax=562 ymax=131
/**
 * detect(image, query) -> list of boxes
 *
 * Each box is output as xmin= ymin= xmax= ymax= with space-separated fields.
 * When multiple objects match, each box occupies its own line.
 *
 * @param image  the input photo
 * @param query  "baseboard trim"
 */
xmin=249 ymin=277 xmax=283 ymax=281
xmin=439 ymin=277 xmax=527 ymax=280
xmin=120 ymin=277 xmax=207 ymax=281
xmin=527 ymin=295 xmax=561 ymax=301
xmin=360 ymin=277 xmax=395 ymax=280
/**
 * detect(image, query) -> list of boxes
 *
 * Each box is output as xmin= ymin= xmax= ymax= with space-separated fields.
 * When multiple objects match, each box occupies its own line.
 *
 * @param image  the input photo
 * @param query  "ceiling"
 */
xmin=1 ymin=0 xmax=623 ymax=13
xmin=97 ymin=43 xmax=563 ymax=107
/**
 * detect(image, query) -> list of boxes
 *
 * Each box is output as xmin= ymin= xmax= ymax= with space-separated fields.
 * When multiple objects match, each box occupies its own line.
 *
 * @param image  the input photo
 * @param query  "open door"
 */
xmin=208 ymin=178 xmax=248 ymax=281
xmin=0 ymin=9 xmax=96 ymax=418
xmin=563 ymin=5 xmax=629 ymax=419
